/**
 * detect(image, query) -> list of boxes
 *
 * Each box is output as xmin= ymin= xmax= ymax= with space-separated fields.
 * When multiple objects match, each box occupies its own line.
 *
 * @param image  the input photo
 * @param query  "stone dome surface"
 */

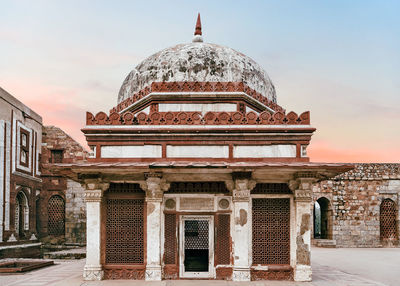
xmin=118 ymin=42 xmax=276 ymax=104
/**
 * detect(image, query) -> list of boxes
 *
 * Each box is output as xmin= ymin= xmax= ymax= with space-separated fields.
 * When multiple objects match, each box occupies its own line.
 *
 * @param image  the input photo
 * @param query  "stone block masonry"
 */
xmin=313 ymin=164 xmax=400 ymax=248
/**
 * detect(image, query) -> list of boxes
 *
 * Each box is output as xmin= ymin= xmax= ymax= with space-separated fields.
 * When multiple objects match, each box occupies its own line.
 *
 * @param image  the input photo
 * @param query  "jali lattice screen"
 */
xmin=216 ymin=214 xmax=230 ymax=265
xmin=252 ymin=198 xmax=290 ymax=265
xmin=48 ymin=195 xmax=65 ymax=236
xmin=105 ymin=198 xmax=144 ymax=264
xmin=164 ymin=214 xmax=177 ymax=264
xmin=380 ymin=199 xmax=397 ymax=241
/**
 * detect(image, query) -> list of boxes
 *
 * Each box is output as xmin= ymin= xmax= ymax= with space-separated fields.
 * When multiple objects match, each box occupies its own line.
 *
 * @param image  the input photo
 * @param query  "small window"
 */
xmin=19 ymin=129 xmax=30 ymax=167
xmin=51 ymin=150 xmax=64 ymax=163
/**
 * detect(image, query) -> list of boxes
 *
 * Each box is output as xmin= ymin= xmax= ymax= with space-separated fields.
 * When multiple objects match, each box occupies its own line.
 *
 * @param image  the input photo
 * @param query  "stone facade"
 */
xmin=313 ymin=163 xmax=400 ymax=248
xmin=0 ymin=87 xmax=42 ymax=244
xmin=40 ymin=126 xmax=88 ymax=245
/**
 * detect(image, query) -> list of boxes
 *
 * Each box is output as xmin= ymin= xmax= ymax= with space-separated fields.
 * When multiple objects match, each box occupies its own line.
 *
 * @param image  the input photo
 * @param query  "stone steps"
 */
xmin=42 ymin=247 xmax=86 ymax=260
xmin=313 ymin=239 xmax=337 ymax=248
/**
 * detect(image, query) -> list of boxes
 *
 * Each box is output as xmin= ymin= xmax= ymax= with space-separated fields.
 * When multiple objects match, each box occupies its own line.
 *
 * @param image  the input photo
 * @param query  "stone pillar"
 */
xmin=229 ymin=173 xmax=256 ymax=281
xmin=291 ymin=175 xmax=315 ymax=282
xmin=82 ymin=182 xmax=109 ymax=281
xmin=141 ymin=173 xmax=169 ymax=281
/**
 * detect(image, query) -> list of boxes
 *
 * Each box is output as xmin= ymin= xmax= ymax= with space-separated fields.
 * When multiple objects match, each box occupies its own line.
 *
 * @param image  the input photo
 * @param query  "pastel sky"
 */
xmin=1 ymin=0 xmax=399 ymax=163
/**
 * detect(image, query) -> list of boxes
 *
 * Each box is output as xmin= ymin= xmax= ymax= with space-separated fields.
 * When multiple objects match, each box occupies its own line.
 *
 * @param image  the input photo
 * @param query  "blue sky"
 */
xmin=1 ymin=0 xmax=399 ymax=162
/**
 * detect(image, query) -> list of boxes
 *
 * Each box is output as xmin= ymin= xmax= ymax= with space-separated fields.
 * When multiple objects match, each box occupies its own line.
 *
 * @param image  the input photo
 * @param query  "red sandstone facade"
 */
xmin=51 ymin=17 xmax=352 ymax=281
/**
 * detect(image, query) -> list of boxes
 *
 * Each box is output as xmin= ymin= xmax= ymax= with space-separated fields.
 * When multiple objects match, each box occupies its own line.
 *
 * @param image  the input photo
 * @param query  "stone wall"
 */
xmin=40 ymin=126 xmax=88 ymax=245
xmin=313 ymin=164 xmax=400 ymax=247
xmin=65 ymin=180 xmax=86 ymax=245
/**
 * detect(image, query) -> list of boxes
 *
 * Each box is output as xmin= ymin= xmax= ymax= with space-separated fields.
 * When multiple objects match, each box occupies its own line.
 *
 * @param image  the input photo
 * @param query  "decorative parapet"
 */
xmin=86 ymin=110 xmax=310 ymax=126
xmin=111 ymin=81 xmax=285 ymax=114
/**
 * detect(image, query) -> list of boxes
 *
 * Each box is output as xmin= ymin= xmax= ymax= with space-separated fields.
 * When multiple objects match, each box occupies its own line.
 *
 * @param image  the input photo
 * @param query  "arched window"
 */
xmin=380 ymin=199 xmax=397 ymax=244
xmin=15 ymin=191 xmax=29 ymax=238
xmin=313 ymin=197 xmax=332 ymax=239
xmin=48 ymin=195 xmax=65 ymax=236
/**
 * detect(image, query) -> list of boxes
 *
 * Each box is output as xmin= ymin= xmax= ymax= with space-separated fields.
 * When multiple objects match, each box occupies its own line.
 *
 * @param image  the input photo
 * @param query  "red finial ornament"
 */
xmin=194 ymin=13 xmax=202 ymax=36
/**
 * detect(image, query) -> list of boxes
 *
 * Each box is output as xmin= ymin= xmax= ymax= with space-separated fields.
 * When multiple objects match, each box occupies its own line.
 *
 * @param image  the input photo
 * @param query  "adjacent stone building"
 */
xmin=0 ymin=87 xmax=42 ymax=244
xmin=40 ymin=126 xmax=88 ymax=245
xmin=0 ymin=87 xmax=88 ymax=257
xmin=312 ymin=163 xmax=400 ymax=248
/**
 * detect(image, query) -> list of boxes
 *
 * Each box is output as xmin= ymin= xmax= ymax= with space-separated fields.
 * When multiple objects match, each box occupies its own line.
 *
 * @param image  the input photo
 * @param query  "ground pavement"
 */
xmin=1 ymin=247 xmax=399 ymax=286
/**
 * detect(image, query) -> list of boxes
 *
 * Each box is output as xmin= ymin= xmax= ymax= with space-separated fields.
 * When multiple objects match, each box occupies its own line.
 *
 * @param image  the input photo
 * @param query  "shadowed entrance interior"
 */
xmin=184 ymin=219 xmax=209 ymax=272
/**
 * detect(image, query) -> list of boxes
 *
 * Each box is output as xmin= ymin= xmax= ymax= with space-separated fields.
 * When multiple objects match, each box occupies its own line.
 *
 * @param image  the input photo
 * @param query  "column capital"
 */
xmin=289 ymin=173 xmax=318 ymax=203
xmin=141 ymin=173 xmax=170 ymax=202
xmin=230 ymin=178 xmax=256 ymax=202
xmin=84 ymin=189 xmax=104 ymax=202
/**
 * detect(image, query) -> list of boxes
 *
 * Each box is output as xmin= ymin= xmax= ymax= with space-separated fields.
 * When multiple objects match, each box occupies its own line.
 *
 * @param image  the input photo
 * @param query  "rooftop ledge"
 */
xmin=86 ymin=110 xmax=310 ymax=126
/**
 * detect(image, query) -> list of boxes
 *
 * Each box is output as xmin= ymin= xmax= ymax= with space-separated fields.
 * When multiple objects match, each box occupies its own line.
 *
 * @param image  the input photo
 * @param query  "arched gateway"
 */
xmin=50 ymin=14 xmax=353 ymax=282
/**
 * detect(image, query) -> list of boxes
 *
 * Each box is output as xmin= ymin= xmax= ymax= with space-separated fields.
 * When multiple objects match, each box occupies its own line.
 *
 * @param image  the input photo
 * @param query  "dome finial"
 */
xmin=192 ymin=13 xmax=203 ymax=43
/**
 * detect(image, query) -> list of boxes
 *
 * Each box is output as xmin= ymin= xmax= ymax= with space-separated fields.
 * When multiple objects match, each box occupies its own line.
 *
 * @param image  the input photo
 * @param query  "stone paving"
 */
xmin=1 ymin=247 xmax=399 ymax=286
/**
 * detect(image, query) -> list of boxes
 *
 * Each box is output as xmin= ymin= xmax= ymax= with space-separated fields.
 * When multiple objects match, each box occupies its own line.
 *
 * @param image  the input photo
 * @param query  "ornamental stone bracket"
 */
xmin=83 ymin=180 xmax=109 ymax=202
xmin=140 ymin=172 xmax=170 ymax=202
xmin=228 ymin=172 xmax=256 ymax=202
xmin=290 ymin=172 xmax=319 ymax=203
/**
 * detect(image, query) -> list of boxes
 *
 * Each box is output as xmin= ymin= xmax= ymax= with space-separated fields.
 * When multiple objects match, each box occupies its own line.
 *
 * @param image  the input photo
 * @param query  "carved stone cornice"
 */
xmin=144 ymin=172 xmax=163 ymax=179
xmin=84 ymin=189 xmax=104 ymax=202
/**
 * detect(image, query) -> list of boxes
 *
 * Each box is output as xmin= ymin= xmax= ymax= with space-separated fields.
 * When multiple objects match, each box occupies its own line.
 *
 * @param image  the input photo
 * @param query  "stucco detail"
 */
xmin=235 ymin=209 xmax=247 ymax=226
xmin=296 ymin=214 xmax=311 ymax=265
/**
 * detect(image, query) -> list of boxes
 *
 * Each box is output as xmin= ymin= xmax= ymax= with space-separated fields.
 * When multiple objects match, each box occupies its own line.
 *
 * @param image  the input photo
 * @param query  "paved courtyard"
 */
xmin=1 ymin=247 xmax=399 ymax=286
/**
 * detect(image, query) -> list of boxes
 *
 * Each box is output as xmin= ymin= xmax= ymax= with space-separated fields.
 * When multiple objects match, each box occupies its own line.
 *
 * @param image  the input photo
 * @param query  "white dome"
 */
xmin=118 ymin=42 xmax=276 ymax=104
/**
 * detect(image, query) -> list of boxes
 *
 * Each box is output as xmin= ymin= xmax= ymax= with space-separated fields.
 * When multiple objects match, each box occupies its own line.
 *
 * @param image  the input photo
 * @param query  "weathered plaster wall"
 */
xmin=313 ymin=164 xmax=400 ymax=248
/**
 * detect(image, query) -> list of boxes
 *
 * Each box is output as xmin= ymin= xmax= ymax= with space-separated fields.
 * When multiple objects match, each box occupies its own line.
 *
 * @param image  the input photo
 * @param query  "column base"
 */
xmin=294 ymin=264 xmax=312 ymax=282
xmin=83 ymin=265 xmax=104 ymax=281
xmin=232 ymin=267 xmax=251 ymax=281
xmin=145 ymin=266 xmax=162 ymax=281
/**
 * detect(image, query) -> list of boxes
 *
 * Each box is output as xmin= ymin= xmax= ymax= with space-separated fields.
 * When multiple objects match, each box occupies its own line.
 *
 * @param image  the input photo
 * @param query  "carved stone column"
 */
xmin=290 ymin=173 xmax=316 ymax=282
xmin=83 ymin=181 xmax=109 ymax=281
xmin=141 ymin=173 xmax=169 ymax=281
xmin=228 ymin=173 xmax=256 ymax=281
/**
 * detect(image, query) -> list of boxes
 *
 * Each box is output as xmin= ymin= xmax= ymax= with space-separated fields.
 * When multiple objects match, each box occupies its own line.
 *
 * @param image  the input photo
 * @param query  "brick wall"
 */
xmin=313 ymin=164 xmax=400 ymax=247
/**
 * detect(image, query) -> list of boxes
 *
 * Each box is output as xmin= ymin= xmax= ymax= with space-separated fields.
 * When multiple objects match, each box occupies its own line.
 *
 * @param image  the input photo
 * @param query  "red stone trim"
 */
xmin=103 ymin=265 xmax=145 ymax=280
xmin=251 ymin=266 xmax=293 ymax=281
xmin=110 ymin=81 xmax=285 ymax=114
xmin=86 ymin=111 xmax=310 ymax=126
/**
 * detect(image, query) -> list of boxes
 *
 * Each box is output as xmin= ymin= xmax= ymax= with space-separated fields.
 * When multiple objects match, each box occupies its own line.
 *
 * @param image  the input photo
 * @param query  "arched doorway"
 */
xmin=15 ymin=191 xmax=29 ymax=238
xmin=313 ymin=197 xmax=332 ymax=239
xmin=48 ymin=195 xmax=65 ymax=236
xmin=380 ymin=199 xmax=398 ymax=246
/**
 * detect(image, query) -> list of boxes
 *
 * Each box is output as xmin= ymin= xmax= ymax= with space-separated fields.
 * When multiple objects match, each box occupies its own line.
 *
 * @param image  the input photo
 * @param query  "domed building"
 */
xmin=53 ymin=15 xmax=352 ymax=282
